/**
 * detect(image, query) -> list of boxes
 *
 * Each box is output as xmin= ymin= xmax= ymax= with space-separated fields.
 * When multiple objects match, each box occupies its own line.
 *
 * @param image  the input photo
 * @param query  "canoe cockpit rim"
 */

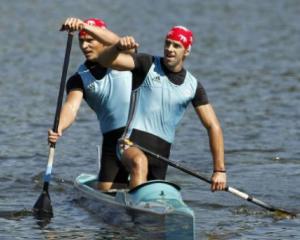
xmin=129 ymin=180 xmax=181 ymax=193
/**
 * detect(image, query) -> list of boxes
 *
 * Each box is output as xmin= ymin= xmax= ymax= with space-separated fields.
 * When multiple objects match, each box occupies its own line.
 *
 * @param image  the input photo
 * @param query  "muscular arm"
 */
xmin=82 ymin=25 xmax=138 ymax=56
xmin=82 ymin=24 xmax=120 ymax=46
xmin=61 ymin=17 xmax=120 ymax=45
xmin=194 ymin=104 xmax=227 ymax=191
xmin=48 ymin=90 xmax=83 ymax=143
xmin=85 ymin=27 xmax=137 ymax=70
xmin=96 ymin=37 xmax=138 ymax=71
xmin=58 ymin=90 xmax=83 ymax=131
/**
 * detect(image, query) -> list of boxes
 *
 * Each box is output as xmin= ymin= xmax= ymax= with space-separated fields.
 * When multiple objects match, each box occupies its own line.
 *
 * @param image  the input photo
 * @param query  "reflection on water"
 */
xmin=0 ymin=209 xmax=33 ymax=221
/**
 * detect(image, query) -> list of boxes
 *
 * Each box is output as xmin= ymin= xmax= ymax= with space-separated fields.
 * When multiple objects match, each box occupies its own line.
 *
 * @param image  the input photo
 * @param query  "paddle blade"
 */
xmin=33 ymin=190 xmax=53 ymax=219
xmin=273 ymin=209 xmax=297 ymax=220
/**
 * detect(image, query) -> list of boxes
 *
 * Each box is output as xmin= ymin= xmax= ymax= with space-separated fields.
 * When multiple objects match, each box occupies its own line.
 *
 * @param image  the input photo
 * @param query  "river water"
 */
xmin=0 ymin=0 xmax=299 ymax=239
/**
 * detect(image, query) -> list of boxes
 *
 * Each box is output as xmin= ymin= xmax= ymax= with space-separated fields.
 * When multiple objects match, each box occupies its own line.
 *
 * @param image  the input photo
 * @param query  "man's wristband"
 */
xmin=213 ymin=169 xmax=226 ymax=173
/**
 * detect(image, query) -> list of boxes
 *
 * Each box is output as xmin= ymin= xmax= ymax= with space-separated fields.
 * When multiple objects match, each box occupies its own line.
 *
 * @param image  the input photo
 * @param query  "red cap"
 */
xmin=166 ymin=26 xmax=193 ymax=50
xmin=79 ymin=18 xmax=107 ymax=37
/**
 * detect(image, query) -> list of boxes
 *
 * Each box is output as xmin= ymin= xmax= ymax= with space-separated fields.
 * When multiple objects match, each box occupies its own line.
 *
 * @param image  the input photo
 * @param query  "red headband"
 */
xmin=166 ymin=26 xmax=193 ymax=50
xmin=79 ymin=18 xmax=107 ymax=37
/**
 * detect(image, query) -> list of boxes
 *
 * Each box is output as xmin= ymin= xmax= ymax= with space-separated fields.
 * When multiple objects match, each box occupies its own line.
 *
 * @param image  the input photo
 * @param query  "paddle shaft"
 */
xmin=43 ymin=33 xmax=73 ymax=188
xmin=52 ymin=33 xmax=74 ymax=145
xmin=125 ymin=140 xmax=295 ymax=216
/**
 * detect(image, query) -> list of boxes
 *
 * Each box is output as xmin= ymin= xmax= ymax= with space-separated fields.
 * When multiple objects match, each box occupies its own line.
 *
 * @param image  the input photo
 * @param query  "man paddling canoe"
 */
xmin=61 ymin=19 xmax=227 ymax=191
xmin=48 ymin=18 xmax=132 ymax=190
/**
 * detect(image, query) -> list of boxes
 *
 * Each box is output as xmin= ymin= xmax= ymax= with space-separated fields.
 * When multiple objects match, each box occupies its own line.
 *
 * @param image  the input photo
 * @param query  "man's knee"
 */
xmin=131 ymin=154 xmax=147 ymax=171
xmin=122 ymin=148 xmax=148 ymax=174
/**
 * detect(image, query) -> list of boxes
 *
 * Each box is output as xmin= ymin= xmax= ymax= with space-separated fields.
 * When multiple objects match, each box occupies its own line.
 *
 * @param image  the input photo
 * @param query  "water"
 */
xmin=0 ymin=0 xmax=299 ymax=239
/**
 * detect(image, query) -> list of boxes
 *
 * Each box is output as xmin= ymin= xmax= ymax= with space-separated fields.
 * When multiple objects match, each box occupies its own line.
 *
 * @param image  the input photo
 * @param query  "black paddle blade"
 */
xmin=33 ymin=190 xmax=53 ymax=219
xmin=273 ymin=209 xmax=297 ymax=219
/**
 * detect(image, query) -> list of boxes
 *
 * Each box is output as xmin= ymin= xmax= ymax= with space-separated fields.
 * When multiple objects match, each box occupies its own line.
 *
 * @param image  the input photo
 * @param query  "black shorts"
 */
xmin=130 ymin=129 xmax=171 ymax=180
xmin=98 ymin=128 xmax=129 ymax=184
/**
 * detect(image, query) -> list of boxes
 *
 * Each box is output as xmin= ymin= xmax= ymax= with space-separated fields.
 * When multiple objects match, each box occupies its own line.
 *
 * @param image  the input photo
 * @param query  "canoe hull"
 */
xmin=74 ymin=173 xmax=195 ymax=239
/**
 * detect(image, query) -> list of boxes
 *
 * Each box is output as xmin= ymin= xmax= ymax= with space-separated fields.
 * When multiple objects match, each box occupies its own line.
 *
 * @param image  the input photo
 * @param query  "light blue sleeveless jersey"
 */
xmin=126 ymin=57 xmax=198 ymax=143
xmin=77 ymin=64 xmax=132 ymax=134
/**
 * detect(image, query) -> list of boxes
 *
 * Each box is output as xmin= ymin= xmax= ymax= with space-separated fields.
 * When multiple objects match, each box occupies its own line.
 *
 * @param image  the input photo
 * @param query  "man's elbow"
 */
xmin=208 ymin=122 xmax=223 ymax=135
